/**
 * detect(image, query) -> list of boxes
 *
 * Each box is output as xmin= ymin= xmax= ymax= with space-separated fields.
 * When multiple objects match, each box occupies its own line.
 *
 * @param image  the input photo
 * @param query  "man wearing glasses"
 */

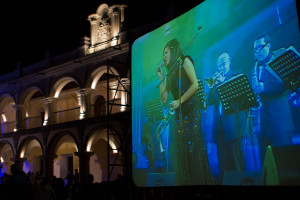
xmin=251 ymin=34 xmax=294 ymax=162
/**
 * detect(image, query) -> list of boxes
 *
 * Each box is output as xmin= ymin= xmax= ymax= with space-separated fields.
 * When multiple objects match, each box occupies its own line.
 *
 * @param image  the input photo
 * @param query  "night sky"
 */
xmin=2 ymin=0 xmax=116 ymax=73
xmin=1 ymin=0 xmax=298 ymax=75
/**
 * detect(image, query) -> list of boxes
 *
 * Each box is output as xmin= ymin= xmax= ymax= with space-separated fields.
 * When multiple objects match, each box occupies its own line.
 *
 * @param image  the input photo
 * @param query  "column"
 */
xmin=76 ymin=88 xmax=92 ymax=119
xmin=119 ymin=5 xmax=127 ymax=23
xmin=10 ymin=157 xmax=27 ymax=172
xmin=0 ymin=112 xmax=5 ymax=133
xmin=109 ymin=80 xmax=119 ymax=99
xmin=120 ymin=78 xmax=130 ymax=112
xmin=88 ymin=14 xmax=100 ymax=47
xmin=13 ymin=104 xmax=26 ymax=131
xmin=110 ymin=10 xmax=120 ymax=46
xmin=40 ymin=153 xmax=57 ymax=181
xmin=42 ymin=97 xmax=55 ymax=126
xmin=74 ymin=151 xmax=94 ymax=185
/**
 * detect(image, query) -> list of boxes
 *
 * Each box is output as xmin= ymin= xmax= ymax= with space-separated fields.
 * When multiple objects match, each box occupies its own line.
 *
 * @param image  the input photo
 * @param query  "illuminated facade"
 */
xmin=0 ymin=3 xmax=130 ymax=184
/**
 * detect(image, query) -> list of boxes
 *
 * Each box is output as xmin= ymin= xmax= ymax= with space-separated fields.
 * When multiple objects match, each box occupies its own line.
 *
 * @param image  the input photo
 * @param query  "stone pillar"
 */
xmin=42 ymin=97 xmax=55 ymax=126
xmin=109 ymin=80 xmax=119 ymax=98
xmin=119 ymin=5 xmax=127 ymax=24
xmin=120 ymin=78 xmax=130 ymax=112
xmin=79 ymin=36 xmax=90 ymax=56
xmin=74 ymin=151 xmax=94 ymax=185
xmin=41 ymin=153 xmax=57 ymax=181
xmin=10 ymin=157 xmax=27 ymax=172
xmin=76 ymin=88 xmax=92 ymax=119
xmin=13 ymin=104 xmax=26 ymax=131
xmin=88 ymin=14 xmax=100 ymax=47
xmin=110 ymin=11 xmax=120 ymax=45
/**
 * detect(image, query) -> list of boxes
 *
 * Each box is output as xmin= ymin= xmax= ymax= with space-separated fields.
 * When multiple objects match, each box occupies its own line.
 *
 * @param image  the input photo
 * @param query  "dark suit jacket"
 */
xmin=255 ymin=49 xmax=294 ymax=140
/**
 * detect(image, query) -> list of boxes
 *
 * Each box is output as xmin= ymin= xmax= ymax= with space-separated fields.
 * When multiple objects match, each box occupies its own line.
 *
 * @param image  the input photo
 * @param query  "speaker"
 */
xmin=146 ymin=172 xmax=176 ymax=186
xmin=223 ymin=170 xmax=262 ymax=185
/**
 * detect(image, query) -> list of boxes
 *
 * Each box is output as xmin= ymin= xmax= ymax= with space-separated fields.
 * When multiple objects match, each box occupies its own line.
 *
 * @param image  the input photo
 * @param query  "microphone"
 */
xmin=153 ymin=61 xmax=165 ymax=77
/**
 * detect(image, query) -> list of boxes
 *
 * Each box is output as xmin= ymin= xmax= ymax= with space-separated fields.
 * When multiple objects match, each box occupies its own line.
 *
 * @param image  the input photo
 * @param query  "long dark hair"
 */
xmin=163 ymin=39 xmax=183 ymax=92
xmin=163 ymin=38 xmax=183 ymax=71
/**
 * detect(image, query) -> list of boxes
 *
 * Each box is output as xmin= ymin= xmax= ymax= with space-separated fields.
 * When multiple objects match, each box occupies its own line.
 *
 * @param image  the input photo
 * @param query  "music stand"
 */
xmin=216 ymin=74 xmax=258 ymax=115
xmin=195 ymin=79 xmax=205 ymax=109
xmin=268 ymin=46 xmax=300 ymax=91
xmin=145 ymin=99 xmax=170 ymax=172
xmin=217 ymin=74 xmax=259 ymax=169
xmin=145 ymin=99 xmax=165 ymax=122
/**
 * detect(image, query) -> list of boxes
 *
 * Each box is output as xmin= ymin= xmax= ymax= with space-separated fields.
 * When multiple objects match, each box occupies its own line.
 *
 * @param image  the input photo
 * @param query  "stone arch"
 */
xmin=0 ymin=140 xmax=14 ymax=159
xmin=47 ymin=131 xmax=79 ymax=156
xmin=49 ymin=76 xmax=80 ymax=123
xmin=0 ymin=140 xmax=14 ymax=175
xmin=0 ymin=93 xmax=16 ymax=111
xmin=47 ymin=131 xmax=79 ymax=178
xmin=50 ymin=76 xmax=80 ymax=98
xmin=19 ymin=86 xmax=45 ymax=105
xmin=17 ymin=136 xmax=44 ymax=157
xmin=0 ymin=93 xmax=16 ymax=133
xmin=19 ymin=86 xmax=46 ymax=129
xmin=96 ymin=3 xmax=109 ymax=18
xmin=85 ymin=126 xmax=120 ymax=153
xmin=17 ymin=136 xmax=43 ymax=174
xmin=85 ymin=125 xmax=122 ymax=182
xmin=87 ymin=65 xmax=119 ymax=90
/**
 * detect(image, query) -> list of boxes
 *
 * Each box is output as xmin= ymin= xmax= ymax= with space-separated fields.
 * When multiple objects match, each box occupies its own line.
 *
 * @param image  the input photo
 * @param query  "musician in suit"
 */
xmin=251 ymin=34 xmax=294 ymax=158
xmin=207 ymin=52 xmax=246 ymax=183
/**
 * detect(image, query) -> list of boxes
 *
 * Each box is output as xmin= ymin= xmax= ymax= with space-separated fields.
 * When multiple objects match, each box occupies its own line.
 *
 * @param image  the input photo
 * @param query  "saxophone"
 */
xmin=251 ymin=63 xmax=262 ymax=111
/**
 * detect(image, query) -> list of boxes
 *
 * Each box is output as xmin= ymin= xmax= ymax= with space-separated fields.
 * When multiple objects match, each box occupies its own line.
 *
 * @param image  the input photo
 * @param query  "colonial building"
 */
xmin=0 ymin=3 xmax=130 ymax=184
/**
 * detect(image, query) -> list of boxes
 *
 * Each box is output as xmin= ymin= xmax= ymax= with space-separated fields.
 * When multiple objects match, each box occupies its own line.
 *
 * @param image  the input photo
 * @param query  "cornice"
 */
xmin=0 ymin=43 xmax=129 ymax=87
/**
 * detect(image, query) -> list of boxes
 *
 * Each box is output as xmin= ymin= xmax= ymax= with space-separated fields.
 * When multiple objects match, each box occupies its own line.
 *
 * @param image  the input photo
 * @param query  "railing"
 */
xmin=54 ymin=107 xmax=80 ymax=123
xmin=91 ymin=98 xmax=130 ymax=117
xmin=0 ymin=102 xmax=130 ymax=133
xmin=0 ymin=121 xmax=16 ymax=133
xmin=25 ymin=116 xmax=43 ymax=129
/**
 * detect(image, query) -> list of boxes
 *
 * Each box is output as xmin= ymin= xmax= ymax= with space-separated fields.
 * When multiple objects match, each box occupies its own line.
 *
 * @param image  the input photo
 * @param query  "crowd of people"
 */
xmin=1 ymin=162 xmax=298 ymax=200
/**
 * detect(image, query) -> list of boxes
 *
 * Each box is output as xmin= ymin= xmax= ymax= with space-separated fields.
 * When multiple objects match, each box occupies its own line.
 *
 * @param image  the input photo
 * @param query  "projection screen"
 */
xmin=132 ymin=0 xmax=300 ymax=187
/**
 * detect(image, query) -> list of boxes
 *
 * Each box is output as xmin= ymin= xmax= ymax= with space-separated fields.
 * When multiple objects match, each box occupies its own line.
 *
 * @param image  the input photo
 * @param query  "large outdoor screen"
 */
xmin=132 ymin=0 xmax=300 ymax=187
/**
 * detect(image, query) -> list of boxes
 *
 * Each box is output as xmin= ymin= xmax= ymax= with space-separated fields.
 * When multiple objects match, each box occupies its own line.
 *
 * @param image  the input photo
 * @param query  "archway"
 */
xmin=0 ymin=141 xmax=14 ymax=176
xmin=0 ymin=94 xmax=16 ymax=133
xmin=50 ymin=77 xmax=80 ymax=123
xmin=94 ymin=95 xmax=106 ymax=116
xmin=87 ymin=66 xmax=123 ymax=115
xmin=18 ymin=137 xmax=43 ymax=175
xmin=20 ymin=87 xmax=45 ymax=129
xmin=87 ymin=128 xmax=122 ymax=183
xmin=52 ymin=134 xmax=79 ymax=179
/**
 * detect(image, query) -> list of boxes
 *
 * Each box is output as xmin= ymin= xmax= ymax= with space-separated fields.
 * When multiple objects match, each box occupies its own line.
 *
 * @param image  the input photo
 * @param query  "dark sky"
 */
xmin=2 ymin=0 xmax=114 ymax=71
xmin=1 ymin=0 xmax=299 ymax=75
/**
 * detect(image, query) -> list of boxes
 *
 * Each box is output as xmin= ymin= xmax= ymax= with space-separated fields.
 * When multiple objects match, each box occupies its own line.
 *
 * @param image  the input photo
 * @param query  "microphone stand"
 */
xmin=157 ymin=26 xmax=202 ymax=88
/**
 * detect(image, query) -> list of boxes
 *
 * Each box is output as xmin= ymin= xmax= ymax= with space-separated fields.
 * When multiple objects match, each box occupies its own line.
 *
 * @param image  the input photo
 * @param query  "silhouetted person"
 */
xmin=72 ymin=169 xmax=80 ymax=200
xmin=74 ymin=169 xmax=79 ymax=185
xmin=6 ymin=162 xmax=31 ymax=200
xmin=81 ymin=174 xmax=97 ymax=199
xmin=34 ymin=177 xmax=56 ymax=200
xmin=65 ymin=170 xmax=74 ymax=186
xmin=53 ymin=178 xmax=67 ymax=200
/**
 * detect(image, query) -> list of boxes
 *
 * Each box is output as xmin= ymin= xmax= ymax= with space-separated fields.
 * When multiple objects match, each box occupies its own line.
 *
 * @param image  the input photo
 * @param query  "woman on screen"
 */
xmin=157 ymin=38 xmax=213 ymax=185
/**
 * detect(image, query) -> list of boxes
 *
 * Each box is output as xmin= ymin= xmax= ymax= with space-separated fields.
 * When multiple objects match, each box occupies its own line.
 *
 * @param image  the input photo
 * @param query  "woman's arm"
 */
xmin=170 ymin=57 xmax=198 ymax=110
xmin=157 ymin=68 xmax=168 ymax=104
